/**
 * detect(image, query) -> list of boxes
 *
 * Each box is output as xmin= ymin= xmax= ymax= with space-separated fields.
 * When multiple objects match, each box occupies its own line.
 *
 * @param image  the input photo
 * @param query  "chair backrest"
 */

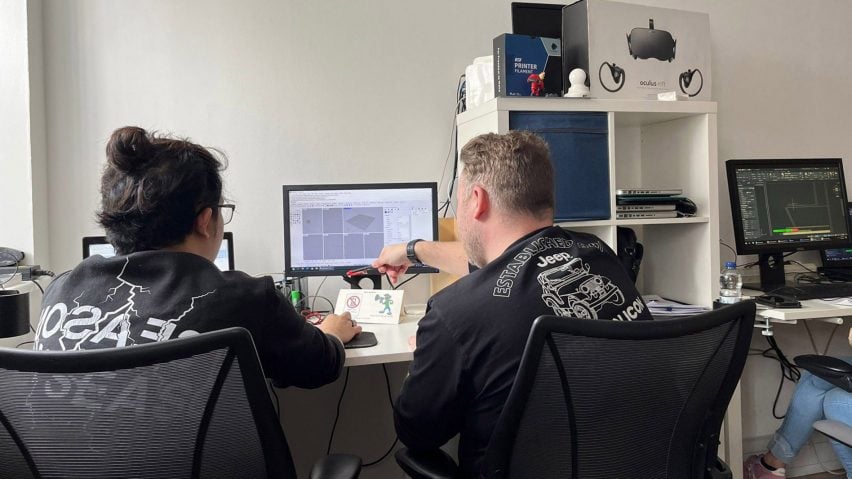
xmin=481 ymin=301 xmax=756 ymax=479
xmin=0 ymin=327 xmax=295 ymax=479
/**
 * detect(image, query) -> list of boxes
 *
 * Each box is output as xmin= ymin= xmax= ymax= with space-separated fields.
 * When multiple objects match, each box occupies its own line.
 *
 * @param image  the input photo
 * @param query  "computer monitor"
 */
xmin=511 ymin=2 xmax=564 ymax=38
xmin=820 ymin=202 xmax=852 ymax=268
xmin=726 ymin=158 xmax=852 ymax=290
xmin=282 ymin=182 xmax=439 ymax=282
xmin=82 ymin=232 xmax=235 ymax=271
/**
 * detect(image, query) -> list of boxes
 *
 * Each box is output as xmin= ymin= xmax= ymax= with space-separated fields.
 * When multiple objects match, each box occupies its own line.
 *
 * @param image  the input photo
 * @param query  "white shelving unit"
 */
xmin=457 ymin=97 xmax=742 ymax=475
xmin=457 ymin=97 xmax=719 ymax=307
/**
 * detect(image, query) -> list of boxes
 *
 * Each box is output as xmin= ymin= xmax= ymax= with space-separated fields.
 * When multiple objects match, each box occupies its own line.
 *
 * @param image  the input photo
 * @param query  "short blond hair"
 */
xmin=459 ymin=131 xmax=554 ymax=219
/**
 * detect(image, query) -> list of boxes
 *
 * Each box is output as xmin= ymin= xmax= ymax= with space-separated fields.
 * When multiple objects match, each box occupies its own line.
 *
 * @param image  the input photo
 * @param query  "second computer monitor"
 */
xmin=283 ymin=182 xmax=439 ymax=277
xmin=82 ymin=232 xmax=235 ymax=271
xmin=726 ymin=158 xmax=851 ymax=289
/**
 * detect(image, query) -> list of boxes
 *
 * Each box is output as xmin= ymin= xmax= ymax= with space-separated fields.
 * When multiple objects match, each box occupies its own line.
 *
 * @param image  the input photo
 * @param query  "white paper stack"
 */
xmin=642 ymin=294 xmax=709 ymax=317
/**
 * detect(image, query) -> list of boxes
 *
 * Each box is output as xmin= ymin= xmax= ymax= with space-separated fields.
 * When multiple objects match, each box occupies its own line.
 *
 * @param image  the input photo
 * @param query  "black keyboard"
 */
xmin=770 ymin=283 xmax=852 ymax=300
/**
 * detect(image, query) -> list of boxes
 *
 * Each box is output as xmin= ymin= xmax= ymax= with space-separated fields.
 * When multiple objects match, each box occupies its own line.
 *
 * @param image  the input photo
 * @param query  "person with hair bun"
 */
xmin=34 ymin=126 xmax=360 ymax=389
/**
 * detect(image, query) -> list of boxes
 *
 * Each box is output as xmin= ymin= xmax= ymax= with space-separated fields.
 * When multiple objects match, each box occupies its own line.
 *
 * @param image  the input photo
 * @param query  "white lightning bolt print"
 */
xmin=52 ymin=257 xmax=216 ymax=350
xmin=154 ymin=290 xmax=216 ymax=341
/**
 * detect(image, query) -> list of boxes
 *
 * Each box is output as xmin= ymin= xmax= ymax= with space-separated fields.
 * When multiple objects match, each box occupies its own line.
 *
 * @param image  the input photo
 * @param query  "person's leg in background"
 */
xmin=745 ymin=370 xmax=837 ymax=478
xmin=822 ymin=387 xmax=852 ymax=479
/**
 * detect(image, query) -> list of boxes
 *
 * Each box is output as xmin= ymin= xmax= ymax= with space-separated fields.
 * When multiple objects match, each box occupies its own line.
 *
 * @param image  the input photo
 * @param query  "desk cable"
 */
xmin=386 ymin=273 xmax=420 ymax=291
xmin=327 ymin=368 xmax=351 ymax=455
xmin=760 ymin=335 xmax=801 ymax=420
xmin=326 ymin=364 xmax=400 ymax=467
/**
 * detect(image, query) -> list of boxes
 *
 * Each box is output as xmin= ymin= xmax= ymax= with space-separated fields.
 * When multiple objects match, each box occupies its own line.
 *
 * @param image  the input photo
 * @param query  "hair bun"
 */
xmin=106 ymin=126 xmax=155 ymax=173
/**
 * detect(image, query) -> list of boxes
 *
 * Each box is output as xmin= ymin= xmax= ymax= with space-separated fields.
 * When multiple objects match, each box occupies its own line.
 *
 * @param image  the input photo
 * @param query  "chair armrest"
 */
xmin=814 ymin=420 xmax=852 ymax=448
xmin=309 ymin=453 xmax=362 ymax=479
xmin=706 ymin=456 xmax=732 ymax=479
xmin=394 ymin=447 xmax=458 ymax=479
xmin=795 ymin=355 xmax=852 ymax=393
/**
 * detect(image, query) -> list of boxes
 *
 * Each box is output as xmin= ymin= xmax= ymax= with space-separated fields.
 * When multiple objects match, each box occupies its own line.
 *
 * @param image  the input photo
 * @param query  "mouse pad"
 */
xmin=344 ymin=331 xmax=378 ymax=349
xmin=754 ymin=295 xmax=801 ymax=308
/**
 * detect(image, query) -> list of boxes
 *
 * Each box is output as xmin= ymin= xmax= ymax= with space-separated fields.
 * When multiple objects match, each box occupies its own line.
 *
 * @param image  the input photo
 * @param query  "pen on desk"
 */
xmin=345 ymin=266 xmax=374 ymax=278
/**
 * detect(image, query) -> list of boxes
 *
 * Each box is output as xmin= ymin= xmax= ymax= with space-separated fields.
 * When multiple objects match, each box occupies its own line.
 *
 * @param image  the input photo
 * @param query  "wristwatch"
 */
xmin=406 ymin=239 xmax=424 ymax=264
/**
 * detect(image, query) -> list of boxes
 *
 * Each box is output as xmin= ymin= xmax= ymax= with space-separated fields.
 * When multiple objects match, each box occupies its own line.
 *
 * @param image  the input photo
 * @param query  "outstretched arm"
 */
xmin=371 ymin=241 xmax=470 ymax=284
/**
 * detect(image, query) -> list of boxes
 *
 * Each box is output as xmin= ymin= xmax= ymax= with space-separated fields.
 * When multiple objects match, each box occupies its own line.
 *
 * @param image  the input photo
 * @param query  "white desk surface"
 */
xmin=744 ymin=290 xmax=852 ymax=325
xmin=344 ymin=313 xmax=422 ymax=367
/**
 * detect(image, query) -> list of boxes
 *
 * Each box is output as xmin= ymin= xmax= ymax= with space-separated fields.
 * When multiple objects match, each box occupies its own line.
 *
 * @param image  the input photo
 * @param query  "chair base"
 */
xmin=310 ymin=453 xmax=362 ymax=479
xmin=395 ymin=448 xmax=458 ymax=479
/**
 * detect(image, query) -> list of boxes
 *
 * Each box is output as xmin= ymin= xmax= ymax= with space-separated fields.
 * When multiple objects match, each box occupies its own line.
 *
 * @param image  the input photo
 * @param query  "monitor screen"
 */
xmin=82 ymin=232 xmax=235 ymax=271
xmin=727 ymin=158 xmax=851 ymax=255
xmin=511 ymin=2 xmax=564 ymax=38
xmin=821 ymin=202 xmax=852 ymax=267
xmin=283 ymin=183 xmax=439 ymax=277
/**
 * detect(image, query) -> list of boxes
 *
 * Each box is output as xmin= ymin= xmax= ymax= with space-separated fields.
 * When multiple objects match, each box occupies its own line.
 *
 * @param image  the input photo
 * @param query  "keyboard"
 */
xmin=770 ymin=283 xmax=852 ymax=300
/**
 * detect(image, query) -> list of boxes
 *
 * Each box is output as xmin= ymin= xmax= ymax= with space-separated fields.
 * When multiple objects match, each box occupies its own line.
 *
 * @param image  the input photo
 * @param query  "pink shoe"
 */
xmin=743 ymin=455 xmax=786 ymax=479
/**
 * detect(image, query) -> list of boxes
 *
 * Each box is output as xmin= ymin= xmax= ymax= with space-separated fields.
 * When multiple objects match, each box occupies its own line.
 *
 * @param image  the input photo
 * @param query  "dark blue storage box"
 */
xmin=509 ymin=111 xmax=610 ymax=220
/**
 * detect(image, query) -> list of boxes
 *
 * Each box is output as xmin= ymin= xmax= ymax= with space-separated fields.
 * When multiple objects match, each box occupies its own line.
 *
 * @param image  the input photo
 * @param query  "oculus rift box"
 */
xmin=562 ymin=0 xmax=711 ymax=100
xmin=494 ymin=34 xmax=563 ymax=97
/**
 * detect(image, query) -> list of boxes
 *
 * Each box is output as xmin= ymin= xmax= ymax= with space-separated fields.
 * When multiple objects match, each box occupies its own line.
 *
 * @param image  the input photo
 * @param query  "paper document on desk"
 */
xmin=818 ymin=297 xmax=852 ymax=307
xmin=335 ymin=289 xmax=405 ymax=324
xmin=643 ymin=295 xmax=709 ymax=317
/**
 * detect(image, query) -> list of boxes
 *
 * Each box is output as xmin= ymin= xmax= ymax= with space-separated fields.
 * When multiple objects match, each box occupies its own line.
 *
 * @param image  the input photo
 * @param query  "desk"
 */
xmin=745 ymin=291 xmax=852 ymax=349
xmin=344 ymin=314 xmax=422 ymax=367
xmin=755 ymin=299 xmax=852 ymax=325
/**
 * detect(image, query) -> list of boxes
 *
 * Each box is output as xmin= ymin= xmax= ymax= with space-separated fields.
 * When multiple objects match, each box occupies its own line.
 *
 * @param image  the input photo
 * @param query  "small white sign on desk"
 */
xmin=334 ymin=289 xmax=405 ymax=324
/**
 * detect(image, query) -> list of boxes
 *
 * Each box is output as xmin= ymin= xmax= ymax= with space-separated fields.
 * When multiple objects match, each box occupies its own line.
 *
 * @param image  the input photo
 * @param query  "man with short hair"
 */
xmin=373 ymin=131 xmax=651 ymax=475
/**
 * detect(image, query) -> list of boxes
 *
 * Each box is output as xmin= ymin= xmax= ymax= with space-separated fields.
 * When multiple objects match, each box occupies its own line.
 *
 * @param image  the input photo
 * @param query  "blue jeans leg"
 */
xmin=767 ymin=362 xmax=850 ymax=463
xmin=823 ymin=387 xmax=852 ymax=477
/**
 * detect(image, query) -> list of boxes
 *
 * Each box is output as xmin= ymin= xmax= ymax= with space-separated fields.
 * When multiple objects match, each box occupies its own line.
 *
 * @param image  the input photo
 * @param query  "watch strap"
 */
xmin=406 ymin=239 xmax=424 ymax=264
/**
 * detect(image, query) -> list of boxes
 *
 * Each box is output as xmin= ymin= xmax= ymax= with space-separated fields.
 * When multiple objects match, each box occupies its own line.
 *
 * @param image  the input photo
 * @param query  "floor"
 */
xmin=797 ymin=472 xmax=846 ymax=478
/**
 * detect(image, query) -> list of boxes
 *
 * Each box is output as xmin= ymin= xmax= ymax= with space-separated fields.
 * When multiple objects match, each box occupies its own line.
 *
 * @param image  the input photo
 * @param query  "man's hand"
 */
xmin=372 ymin=243 xmax=411 ymax=284
xmin=318 ymin=311 xmax=362 ymax=343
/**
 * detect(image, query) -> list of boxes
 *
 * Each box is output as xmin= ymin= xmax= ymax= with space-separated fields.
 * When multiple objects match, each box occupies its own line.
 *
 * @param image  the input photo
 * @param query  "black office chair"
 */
xmin=396 ymin=301 xmax=756 ymax=479
xmin=0 ymin=327 xmax=361 ymax=479
xmin=795 ymin=354 xmax=852 ymax=447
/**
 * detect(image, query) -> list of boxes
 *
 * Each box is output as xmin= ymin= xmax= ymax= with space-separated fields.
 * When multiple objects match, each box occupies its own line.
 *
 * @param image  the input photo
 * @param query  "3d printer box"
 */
xmin=494 ymin=34 xmax=563 ymax=97
xmin=562 ymin=0 xmax=711 ymax=100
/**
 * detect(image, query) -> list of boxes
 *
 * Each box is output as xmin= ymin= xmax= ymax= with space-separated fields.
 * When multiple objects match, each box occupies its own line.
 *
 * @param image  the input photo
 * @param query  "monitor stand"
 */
xmin=342 ymin=274 xmax=382 ymax=291
xmin=339 ymin=273 xmax=379 ymax=349
xmin=743 ymin=252 xmax=786 ymax=292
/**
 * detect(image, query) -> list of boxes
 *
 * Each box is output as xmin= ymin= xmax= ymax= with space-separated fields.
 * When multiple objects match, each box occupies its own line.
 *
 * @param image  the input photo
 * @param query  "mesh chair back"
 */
xmin=482 ymin=301 xmax=755 ymax=479
xmin=0 ymin=327 xmax=295 ymax=479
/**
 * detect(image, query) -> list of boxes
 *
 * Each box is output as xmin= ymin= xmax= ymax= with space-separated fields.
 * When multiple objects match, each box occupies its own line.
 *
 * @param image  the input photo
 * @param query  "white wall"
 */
xmin=14 ymin=0 xmax=852 ymax=475
xmin=0 ymin=0 xmax=47 ymax=349
xmin=0 ymin=0 xmax=31 ymax=253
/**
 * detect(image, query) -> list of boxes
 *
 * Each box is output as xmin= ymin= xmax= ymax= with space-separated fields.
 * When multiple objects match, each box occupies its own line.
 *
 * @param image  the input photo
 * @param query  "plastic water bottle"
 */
xmin=719 ymin=261 xmax=742 ymax=304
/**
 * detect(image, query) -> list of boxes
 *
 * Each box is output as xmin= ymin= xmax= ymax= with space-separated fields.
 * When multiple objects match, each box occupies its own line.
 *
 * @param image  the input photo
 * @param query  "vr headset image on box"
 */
xmin=627 ymin=19 xmax=676 ymax=62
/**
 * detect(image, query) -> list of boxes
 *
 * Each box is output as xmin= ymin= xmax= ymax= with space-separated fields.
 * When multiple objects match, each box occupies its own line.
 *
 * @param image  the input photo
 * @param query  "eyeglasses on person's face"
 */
xmin=217 ymin=204 xmax=235 ymax=225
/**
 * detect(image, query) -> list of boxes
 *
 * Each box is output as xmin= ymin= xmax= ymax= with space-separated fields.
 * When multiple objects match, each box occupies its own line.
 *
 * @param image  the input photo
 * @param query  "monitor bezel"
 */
xmin=219 ymin=232 xmax=235 ymax=271
xmin=727 ymin=158 xmax=852 ymax=255
xmin=82 ymin=232 xmax=235 ymax=271
xmin=282 ymin=182 xmax=440 ymax=278
xmin=819 ymin=202 xmax=852 ymax=268
xmin=82 ymin=236 xmax=111 ymax=259
xmin=511 ymin=2 xmax=565 ymax=38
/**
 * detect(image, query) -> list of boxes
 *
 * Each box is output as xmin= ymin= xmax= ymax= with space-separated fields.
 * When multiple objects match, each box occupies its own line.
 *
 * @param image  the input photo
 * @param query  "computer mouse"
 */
xmin=754 ymin=293 xmax=801 ymax=308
